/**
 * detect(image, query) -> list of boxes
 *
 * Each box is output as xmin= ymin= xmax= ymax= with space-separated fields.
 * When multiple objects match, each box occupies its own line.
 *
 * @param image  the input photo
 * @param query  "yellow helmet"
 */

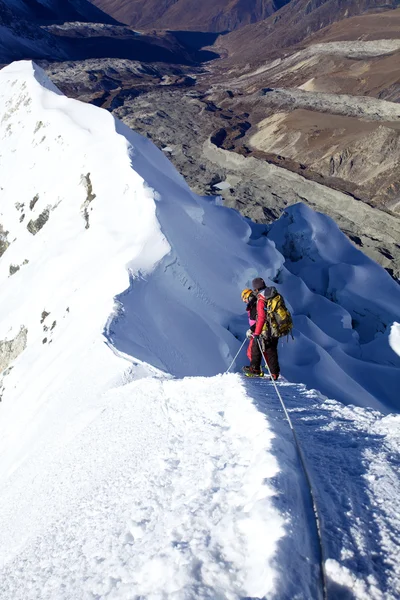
xmin=241 ymin=288 xmax=253 ymax=302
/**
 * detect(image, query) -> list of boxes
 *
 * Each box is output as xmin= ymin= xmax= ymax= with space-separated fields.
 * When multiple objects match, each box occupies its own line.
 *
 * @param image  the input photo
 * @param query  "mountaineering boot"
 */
xmin=268 ymin=373 xmax=279 ymax=381
xmin=242 ymin=366 xmax=264 ymax=377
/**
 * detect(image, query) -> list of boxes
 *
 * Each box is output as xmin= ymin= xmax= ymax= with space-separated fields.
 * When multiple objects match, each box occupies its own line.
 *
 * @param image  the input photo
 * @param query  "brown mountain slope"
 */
xmin=306 ymin=7 xmax=400 ymax=43
xmin=205 ymin=5 xmax=400 ymax=215
xmin=88 ymin=0 xmax=289 ymax=32
xmin=214 ymin=0 xmax=400 ymax=66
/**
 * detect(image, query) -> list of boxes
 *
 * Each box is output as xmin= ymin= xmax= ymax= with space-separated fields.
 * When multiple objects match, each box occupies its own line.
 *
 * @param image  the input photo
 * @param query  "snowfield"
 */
xmin=0 ymin=61 xmax=399 ymax=599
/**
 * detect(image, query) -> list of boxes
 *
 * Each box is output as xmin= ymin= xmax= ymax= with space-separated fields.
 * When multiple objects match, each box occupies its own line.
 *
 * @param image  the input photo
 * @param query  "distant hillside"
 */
xmin=88 ymin=0 xmax=289 ymax=32
xmin=214 ymin=0 xmax=400 ymax=64
xmin=0 ymin=0 xmax=65 ymax=62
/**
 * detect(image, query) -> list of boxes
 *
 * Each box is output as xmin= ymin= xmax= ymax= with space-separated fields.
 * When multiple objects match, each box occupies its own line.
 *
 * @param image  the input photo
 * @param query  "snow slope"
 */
xmin=389 ymin=322 xmax=400 ymax=357
xmin=0 ymin=375 xmax=291 ymax=599
xmin=0 ymin=60 xmax=399 ymax=599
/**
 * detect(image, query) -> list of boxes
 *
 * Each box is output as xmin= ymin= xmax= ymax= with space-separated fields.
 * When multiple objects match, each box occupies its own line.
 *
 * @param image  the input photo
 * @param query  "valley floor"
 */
xmin=0 ymin=372 xmax=399 ymax=600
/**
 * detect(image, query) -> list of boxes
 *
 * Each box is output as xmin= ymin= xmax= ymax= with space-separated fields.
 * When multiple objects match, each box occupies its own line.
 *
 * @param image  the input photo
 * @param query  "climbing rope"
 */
xmin=225 ymin=338 xmax=247 ymax=373
xmin=257 ymin=339 xmax=328 ymax=600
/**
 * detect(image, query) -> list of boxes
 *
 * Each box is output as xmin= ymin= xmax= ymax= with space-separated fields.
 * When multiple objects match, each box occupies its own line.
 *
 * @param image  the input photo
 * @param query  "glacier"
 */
xmin=0 ymin=60 xmax=399 ymax=599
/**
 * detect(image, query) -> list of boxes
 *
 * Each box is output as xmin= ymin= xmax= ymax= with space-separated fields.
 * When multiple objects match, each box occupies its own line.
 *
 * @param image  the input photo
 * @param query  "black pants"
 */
xmin=251 ymin=336 xmax=280 ymax=375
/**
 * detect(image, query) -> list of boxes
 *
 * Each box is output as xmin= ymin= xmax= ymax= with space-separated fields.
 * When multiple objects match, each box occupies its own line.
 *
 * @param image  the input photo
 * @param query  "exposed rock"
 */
xmin=30 ymin=194 xmax=39 ymax=210
xmin=0 ymin=326 xmax=27 ymax=374
xmin=9 ymin=264 xmax=20 ymax=275
xmin=0 ymin=224 xmax=9 ymax=258
xmin=81 ymin=173 xmax=96 ymax=229
xmin=27 ymin=208 xmax=50 ymax=235
xmin=40 ymin=310 xmax=50 ymax=323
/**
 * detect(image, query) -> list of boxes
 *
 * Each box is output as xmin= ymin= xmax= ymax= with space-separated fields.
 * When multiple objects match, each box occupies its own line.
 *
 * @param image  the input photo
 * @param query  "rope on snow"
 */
xmin=257 ymin=339 xmax=329 ymax=600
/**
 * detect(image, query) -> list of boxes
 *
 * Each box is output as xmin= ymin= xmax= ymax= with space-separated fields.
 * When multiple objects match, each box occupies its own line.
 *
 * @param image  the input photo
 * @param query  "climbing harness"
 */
xmin=225 ymin=338 xmax=247 ymax=373
xmin=257 ymin=339 xmax=328 ymax=600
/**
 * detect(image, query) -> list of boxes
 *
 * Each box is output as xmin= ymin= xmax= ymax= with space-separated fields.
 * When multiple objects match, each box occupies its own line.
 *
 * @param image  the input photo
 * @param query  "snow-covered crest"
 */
xmin=0 ymin=60 xmax=400 ymax=600
xmin=0 ymin=60 xmax=399 ymax=432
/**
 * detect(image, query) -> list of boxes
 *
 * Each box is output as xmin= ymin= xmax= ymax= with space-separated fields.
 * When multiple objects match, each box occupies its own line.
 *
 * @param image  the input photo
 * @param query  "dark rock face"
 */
xmin=1 ymin=0 xmax=214 ymax=65
xmin=1 ymin=0 xmax=117 ymax=25
xmin=0 ymin=0 xmax=66 ymax=62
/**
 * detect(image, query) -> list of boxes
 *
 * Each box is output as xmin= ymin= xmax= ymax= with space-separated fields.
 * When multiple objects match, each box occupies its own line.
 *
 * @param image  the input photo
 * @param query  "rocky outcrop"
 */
xmin=27 ymin=208 xmax=50 ymax=235
xmin=0 ymin=326 xmax=27 ymax=374
xmin=0 ymin=224 xmax=9 ymax=258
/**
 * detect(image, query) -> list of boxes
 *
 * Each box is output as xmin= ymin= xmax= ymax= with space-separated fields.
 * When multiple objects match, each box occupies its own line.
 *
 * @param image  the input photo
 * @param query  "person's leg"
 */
xmin=264 ymin=338 xmax=280 ymax=379
xmin=250 ymin=336 xmax=262 ymax=372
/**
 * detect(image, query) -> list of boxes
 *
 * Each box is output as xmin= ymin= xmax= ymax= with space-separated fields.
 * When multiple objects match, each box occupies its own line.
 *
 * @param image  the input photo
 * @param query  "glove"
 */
xmin=246 ymin=329 xmax=253 ymax=340
xmin=253 ymin=334 xmax=260 ymax=341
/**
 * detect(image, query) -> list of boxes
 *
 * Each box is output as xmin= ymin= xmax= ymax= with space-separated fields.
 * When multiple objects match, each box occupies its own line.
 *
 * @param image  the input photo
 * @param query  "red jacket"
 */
xmin=254 ymin=294 xmax=266 ymax=336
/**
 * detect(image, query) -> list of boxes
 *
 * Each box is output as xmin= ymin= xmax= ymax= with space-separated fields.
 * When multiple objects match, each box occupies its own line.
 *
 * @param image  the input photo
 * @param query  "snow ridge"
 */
xmin=0 ymin=60 xmax=399 ymax=599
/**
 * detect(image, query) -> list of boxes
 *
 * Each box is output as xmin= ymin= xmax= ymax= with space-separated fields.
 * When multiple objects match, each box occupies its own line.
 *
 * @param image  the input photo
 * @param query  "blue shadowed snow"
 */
xmin=244 ymin=376 xmax=400 ymax=599
xmin=107 ymin=125 xmax=400 ymax=412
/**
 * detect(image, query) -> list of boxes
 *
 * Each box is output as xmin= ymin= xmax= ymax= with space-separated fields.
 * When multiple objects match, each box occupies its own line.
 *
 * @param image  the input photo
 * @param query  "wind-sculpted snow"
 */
xmin=389 ymin=322 xmax=400 ymax=357
xmin=267 ymin=206 xmax=400 ymax=412
xmin=0 ymin=60 xmax=399 ymax=598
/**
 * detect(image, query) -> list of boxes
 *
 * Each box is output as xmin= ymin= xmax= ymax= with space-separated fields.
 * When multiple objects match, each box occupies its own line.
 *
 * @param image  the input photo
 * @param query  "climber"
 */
xmin=241 ymin=287 xmax=258 ymax=364
xmin=242 ymin=277 xmax=289 ymax=379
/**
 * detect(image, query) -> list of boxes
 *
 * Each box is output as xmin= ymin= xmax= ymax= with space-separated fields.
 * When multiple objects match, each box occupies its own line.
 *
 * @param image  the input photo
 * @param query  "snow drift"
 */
xmin=0 ymin=60 xmax=400 ymax=599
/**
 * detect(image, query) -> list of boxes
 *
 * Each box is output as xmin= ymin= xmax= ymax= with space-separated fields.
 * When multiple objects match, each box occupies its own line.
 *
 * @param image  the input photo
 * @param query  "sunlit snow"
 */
xmin=0 ymin=61 xmax=399 ymax=600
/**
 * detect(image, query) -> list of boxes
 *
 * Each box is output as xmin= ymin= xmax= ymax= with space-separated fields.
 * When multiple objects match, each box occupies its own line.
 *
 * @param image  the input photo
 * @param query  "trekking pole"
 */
xmin=225 ymin=338 xmax=247 ymax=374
xmin=256 ymin=339 xmax=328 ymax=600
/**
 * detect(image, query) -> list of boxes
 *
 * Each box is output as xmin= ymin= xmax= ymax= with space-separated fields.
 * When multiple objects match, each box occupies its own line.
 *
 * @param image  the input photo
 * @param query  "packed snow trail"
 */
xmin=1 ymin=372 xmax=399 ymax=599
xmin=0 ymin=373 xmax=319 ymax=600
xmin=245 ymin=377 xmax=400 ymax=600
